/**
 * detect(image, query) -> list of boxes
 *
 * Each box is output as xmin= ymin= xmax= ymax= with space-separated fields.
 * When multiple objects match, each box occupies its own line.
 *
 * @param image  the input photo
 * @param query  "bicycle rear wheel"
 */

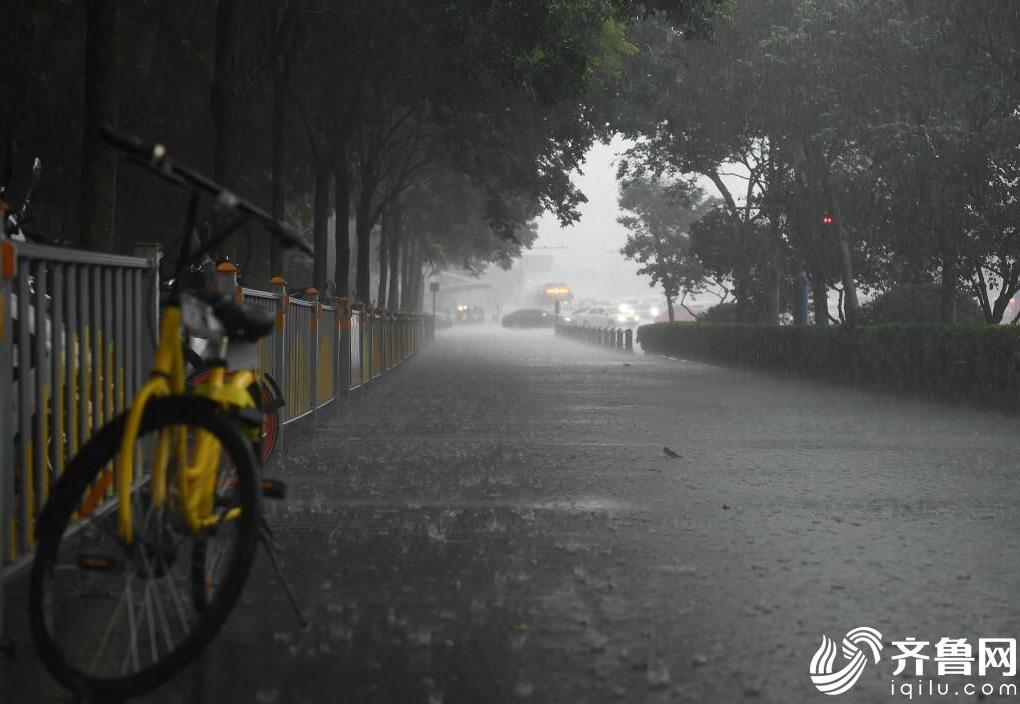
xmin=186 ymin=368 xmax=280 ymax=464
xmin=29 ymin=395 xmax=260 ymax=699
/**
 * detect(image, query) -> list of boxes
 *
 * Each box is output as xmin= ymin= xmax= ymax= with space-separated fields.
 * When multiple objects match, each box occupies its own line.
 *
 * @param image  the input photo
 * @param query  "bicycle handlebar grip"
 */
xmin=101 ymin=126 xmax=164 ymax=163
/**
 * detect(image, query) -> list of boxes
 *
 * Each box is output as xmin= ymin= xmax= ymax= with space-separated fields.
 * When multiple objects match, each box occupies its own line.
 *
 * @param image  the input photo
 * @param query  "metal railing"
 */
xmin=341 ymin=302 xmax=431 ymax=390
xmin=555 ymin=322 xmax=633 ymax=352
xmin=0 ymin=240 xmax=160 ymax=641
xmin=232 ymin=279 xmax=433 ymax=428
xmin=1 ymin=245 xmax=434 ymax=643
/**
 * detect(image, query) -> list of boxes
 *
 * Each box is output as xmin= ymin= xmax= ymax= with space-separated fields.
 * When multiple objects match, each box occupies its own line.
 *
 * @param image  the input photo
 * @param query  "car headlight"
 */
xmin=649 ymin=307 xmax=659 ymax=317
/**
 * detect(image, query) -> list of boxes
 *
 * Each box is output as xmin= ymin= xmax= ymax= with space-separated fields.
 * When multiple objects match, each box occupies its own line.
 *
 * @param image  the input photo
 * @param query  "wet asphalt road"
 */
xmin=5 ymin=325 xmax=1020 ymax=703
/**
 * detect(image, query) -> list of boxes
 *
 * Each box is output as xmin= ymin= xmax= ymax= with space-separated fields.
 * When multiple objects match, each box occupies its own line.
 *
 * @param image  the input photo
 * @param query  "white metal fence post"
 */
xmin=339 ymin=297 xmax=351 ymax=396
xmin=271 ymin=277 xmax=287 ymax=447
xmin=307 ymin=288 xmax=319 ymax=420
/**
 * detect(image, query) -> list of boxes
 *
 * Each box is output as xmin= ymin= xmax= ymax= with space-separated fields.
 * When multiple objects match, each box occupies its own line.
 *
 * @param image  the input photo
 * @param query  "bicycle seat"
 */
xmin=184 ymin=290 xmax=274 ymax=343
xmin=211 ymin=296 xmax=275 ymax=343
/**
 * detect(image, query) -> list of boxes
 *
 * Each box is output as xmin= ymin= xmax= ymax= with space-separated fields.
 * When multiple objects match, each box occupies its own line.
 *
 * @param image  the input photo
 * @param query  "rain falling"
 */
xmin=1 ymin=1 xmax=1019 ymax=702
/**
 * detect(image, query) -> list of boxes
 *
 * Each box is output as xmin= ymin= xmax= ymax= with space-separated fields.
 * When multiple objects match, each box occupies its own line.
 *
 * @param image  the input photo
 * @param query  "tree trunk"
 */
xmin=377 ymin=211 xmax=389 ymax=307
xmin=211 ymin=0 xmax=238 ymax=185
xmin=937 ymin=182 xmax=958 ymax=324
xmin=666 ymin=296 xmax=675 ymax=322
xmin=941 ymin=241 xmax=959 ymax=323
xmin=734 ymin=220 xmax=753 ymax=322
xmin=79 ymin=0 xmax=118 ymax=252
xmin=208 ymin=0 xmax=242 ymax=266
xmin=734 ymin=266 xmax=752 ymax=322
xmin=833 ymin=219 xmax=858 ymax=327
xmin=766 ymin=227 xmax=782 ymax=324
xmin=400 ymin=236 xmax=412 ymax=309
xmin=354 ymin=186 xmax=373 ymax=301
xmin=405 ymin=240 xmax=423 ymax=310
xmin=269 ymin=60 xmax=291 ymax=278
xmin=822 ymin=184 xmax=858 ymax=327
xmin=811 ymin=275 xmax=828 ymax=326
xmin=312 ymin=164 xmax=330 ymax=292
xmin=414 ymin=265 xmax=425 ymax=311
xmin=268 ymin=1 xmax=300 ymax=278
xmin=387 ymin=198 xmax=402 ymax=312
xmin=334 ymin=161 xmax=351 ymax=298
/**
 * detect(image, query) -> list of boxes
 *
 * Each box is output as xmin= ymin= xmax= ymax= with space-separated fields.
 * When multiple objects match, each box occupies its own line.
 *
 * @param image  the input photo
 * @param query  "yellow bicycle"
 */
xmin=28 ymin=128 xmax=312 ymax=698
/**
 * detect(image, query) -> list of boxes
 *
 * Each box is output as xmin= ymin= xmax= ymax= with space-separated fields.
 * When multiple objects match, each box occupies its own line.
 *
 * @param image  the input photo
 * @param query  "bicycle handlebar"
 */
xmin=102 ymin=126 xmax=313 ymax=257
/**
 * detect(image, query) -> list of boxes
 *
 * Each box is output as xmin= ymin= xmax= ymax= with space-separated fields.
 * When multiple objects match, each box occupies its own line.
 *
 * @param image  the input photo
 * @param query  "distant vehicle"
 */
xmin=502 ymin=308 xmax=555 ymax=329
xmin=454 ymin=304 xmax=486 ymax=324
xmin=612 ymin=302 xmax=642 ymax=325
xmin=572 ymin=305 xmax=638 ymax=327
xmin=619 ymin=298 xmax=664 ymax=321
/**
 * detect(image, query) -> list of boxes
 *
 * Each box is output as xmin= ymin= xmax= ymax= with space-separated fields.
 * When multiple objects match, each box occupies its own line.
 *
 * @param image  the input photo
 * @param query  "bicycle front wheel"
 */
xmin=29 ymin=395 xmax=260 ymax=699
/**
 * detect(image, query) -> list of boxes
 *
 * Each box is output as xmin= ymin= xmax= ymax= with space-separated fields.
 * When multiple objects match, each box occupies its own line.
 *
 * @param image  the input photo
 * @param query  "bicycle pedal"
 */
xmin=77 ymin=552 xmax=121 ymax=572
xmin=261 ymin=478 xmax=287 ymax=499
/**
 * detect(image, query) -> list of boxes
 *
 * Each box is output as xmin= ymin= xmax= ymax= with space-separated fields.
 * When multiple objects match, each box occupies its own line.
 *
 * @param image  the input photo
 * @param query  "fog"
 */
xmin=506 ymin=137 xmax=748 ymax=310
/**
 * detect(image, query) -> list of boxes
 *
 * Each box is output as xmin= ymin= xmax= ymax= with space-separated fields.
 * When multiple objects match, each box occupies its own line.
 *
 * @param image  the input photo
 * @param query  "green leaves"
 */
xmin=618 ymin=173 xmax=714 ymax=302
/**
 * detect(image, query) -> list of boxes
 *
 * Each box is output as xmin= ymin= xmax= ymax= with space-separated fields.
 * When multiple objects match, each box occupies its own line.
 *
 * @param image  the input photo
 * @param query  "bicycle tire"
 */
xmin=29 ymin=395 xmax=260 ymax=699
xmin=259 ymin=372 xmax=283 ymax=461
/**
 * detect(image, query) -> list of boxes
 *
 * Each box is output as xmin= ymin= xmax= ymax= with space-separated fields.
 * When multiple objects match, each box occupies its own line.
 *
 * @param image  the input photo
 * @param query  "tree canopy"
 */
xmin=610 ymin=0 xmax=1020 ymax=324
xmin=0 ymin=0 xmax=727 ymax=308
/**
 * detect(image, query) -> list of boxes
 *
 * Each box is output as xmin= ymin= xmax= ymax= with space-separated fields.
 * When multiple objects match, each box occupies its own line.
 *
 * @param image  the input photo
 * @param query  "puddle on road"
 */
xmin=526 ymin=497 xmax=636 ymax=513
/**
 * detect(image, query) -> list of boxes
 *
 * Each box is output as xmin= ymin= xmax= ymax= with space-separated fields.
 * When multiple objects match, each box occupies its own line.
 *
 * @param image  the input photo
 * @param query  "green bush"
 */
xmin=637 ymin=321 xmax=1020 ymax=411
xmin=860 ymin=283 xmax=984 ymax=324
xmin=699 ymin=301 xmax=738 ymax=322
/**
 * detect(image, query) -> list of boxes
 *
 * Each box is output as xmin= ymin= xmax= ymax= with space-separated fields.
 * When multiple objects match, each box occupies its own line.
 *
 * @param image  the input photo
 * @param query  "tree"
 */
xmin=610 ymin=4 xmax=792 ymax=322
xmin=78 ymin=0 xmax=118 ymax=252
xmin=0 ymin=0 xmax=729 ymax=298
xmin=610 ymin=0 xmax=1020 ymax=328
xmin=618 ymin=175 xmax=715 ymax=320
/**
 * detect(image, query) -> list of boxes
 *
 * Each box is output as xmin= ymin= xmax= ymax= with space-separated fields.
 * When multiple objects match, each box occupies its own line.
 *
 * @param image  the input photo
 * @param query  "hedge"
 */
xmin=636 ymin=322 xmax=1020 ymax=411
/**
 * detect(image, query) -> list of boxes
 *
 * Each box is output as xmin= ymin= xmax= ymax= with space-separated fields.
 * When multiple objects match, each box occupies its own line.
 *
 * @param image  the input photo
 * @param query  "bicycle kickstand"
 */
xmin=258 ymin=518 xmax=308 ymax=629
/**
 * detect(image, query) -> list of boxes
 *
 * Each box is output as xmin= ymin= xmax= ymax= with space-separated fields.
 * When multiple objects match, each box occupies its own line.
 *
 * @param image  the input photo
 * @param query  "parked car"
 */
xmin=502 ymin=308 xmax=555 ymax=329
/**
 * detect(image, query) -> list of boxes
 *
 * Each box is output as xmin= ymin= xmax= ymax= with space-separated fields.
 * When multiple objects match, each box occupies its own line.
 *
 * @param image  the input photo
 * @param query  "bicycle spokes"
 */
xmin=36 ymin=419 xmax=248 ymax=682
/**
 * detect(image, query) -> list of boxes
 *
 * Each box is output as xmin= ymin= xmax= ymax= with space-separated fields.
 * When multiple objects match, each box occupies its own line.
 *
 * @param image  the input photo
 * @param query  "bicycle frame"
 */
xmin=75 ymin=129 xmax=312 ymax=546
xmin=76 ymin=302 xmax=257 ymax=544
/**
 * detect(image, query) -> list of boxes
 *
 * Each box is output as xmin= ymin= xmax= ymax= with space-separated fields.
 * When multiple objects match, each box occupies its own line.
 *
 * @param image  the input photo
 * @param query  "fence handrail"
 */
xmin=11 ymin=240 xmax=153 ymax=269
